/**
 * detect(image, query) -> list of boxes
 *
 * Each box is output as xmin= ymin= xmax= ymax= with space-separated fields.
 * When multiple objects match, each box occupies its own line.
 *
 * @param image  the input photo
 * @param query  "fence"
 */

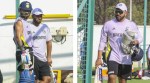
xmin=77 ymin=0 xmax=95 ymax=83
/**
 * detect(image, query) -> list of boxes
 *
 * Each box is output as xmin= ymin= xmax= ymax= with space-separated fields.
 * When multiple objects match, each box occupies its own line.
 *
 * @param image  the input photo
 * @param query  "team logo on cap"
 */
xmin=118 ymin=3 xmax=122 ymax=6
xmin=26 ymin=3 xmax=30 ymax=8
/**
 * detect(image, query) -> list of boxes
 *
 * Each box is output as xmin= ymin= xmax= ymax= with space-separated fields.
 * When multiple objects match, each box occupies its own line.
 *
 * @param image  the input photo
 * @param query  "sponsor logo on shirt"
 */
xmin=112 ymin=33 xmax=123 ymax=37
xmin=43 ymin=30 xmax=46 ymax=34
xmin=112 ymin=27 xmax=115 ymax=30
xmin=33 ymin=36 xmax=46 ymax=40
xmin=125 ymin=27 xmax=129 ymax=31
xmin=27 ymin=31 xmax=32 ymax=35
xmin=33 ymin=31 xmax=35 ymax=33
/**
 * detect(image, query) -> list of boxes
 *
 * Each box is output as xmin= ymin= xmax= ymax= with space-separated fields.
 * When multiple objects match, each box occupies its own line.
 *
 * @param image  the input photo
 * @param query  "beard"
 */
xmin=20 ymin=12 xmax=30 ymax=20
xmin=21 ymin=15 xmax=29 ymax=20
xmin=33 ymin=19 xmax=42 ymax=25
xmin=115 ymin=14 xmax=125 ymax=22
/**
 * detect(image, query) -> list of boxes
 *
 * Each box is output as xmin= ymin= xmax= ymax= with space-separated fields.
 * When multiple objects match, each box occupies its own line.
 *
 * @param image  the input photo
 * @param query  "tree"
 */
xmin=94 ymin=0 xmax=150 ymax=25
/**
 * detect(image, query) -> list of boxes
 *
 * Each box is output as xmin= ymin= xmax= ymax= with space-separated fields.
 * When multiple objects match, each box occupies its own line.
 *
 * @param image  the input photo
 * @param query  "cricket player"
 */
xmin=31 ymin=8 xmax=52 ymax=83
xmin=13 ymin=1 xmax=34 ymax=82
xmin=95 ymin=3 xmax=143 ymax=83
xmin=147 ymin=45 xmax=150 ymax=74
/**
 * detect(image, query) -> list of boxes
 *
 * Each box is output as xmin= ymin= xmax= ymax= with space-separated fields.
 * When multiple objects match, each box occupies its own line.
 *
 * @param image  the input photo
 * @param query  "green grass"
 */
xmin=78 ymin=78 xmax=150 ymax=83
xmin=78 ymin=66 xmax=150 ymax=83
xmin=101 ymin=79 xmax=150 ymax=83
xmin=126 ymin=79 xmax=150 ymax=83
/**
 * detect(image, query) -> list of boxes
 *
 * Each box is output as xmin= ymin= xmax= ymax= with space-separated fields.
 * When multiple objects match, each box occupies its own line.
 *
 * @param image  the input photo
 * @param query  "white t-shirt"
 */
xmin=98 ymin=19 xmax=143 ymax=64
xmin=13 ymin=17 xmax=33 ymax=48
xmin=30 ymin=23 xmax=52 ymax=62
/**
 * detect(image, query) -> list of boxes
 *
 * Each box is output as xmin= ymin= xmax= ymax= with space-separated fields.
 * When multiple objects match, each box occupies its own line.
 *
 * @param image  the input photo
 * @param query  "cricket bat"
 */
xmin=50 ymin=66 xmax=57 ymax=83
xmin=94 ymin=65 xmax=103 ymax=83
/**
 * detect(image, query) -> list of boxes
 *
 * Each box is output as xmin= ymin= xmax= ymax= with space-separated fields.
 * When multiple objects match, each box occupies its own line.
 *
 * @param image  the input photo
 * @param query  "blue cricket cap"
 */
xmin=19 ymin=1 xmax=32 ymax=11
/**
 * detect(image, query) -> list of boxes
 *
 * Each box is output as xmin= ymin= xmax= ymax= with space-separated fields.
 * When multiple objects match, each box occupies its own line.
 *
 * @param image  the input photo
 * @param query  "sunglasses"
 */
xmin=115 ymin=10 xmax=123 ymax=14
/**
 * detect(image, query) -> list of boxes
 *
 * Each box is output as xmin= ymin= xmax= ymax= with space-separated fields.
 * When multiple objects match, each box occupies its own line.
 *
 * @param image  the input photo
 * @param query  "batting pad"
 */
xmin=121 ymin=30 xmax=136 ymax=55
xmin=19 ymin=70 xmax=34 ymax=83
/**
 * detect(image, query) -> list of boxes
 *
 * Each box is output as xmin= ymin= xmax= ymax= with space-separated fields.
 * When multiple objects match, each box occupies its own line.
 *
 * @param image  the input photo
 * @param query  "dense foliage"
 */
xmin=95 ymin=0 xmax=150 ymax=25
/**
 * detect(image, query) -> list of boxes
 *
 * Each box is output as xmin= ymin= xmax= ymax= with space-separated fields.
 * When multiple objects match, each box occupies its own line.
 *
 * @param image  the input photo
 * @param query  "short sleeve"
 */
xmin=45 ymin=25 xmax=52 ymax=41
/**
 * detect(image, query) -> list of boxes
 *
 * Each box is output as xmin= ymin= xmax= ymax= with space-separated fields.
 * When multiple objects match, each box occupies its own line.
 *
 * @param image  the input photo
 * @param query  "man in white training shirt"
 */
xmin=13 ymin=1 xmax=34 ymax=82
xmin=95 ymin=3 xmax=143 ymax=83
xmin=31 ymin=8 xmax=52 ymax=83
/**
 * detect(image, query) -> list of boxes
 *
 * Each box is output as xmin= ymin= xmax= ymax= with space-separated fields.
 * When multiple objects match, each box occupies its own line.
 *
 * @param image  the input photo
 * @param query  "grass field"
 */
xmin=78 ymin=78 xmax=150 ymax=83
xmin=100 ymin=79 xmax=150 ymax=83
xmin=78 ymin=66 xmax=150 ymax=83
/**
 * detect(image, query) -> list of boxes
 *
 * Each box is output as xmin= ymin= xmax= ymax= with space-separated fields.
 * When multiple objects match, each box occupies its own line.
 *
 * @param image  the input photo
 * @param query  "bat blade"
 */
xmin=94 ymin=66 xmax=102 ymax=83
xmin=50 ymin=66 xmax=57 ymax=83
